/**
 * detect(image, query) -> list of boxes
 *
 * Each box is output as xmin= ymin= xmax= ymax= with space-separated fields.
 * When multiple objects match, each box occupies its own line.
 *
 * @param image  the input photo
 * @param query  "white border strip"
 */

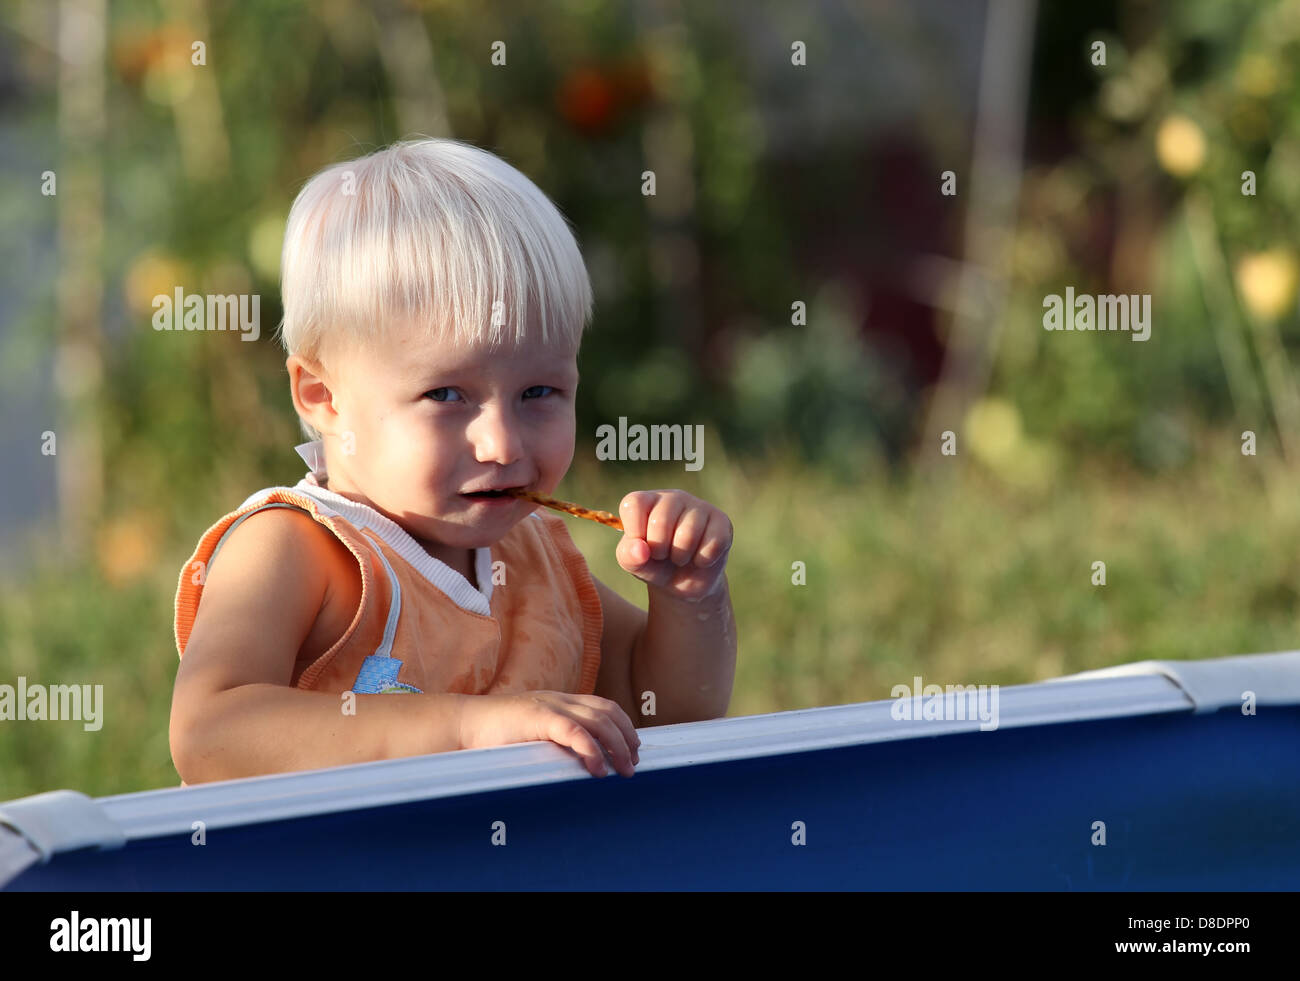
xmin=23 ymin=640 xmax=1300 ymax=861
xmin=86 ymin=672 xmax=1192 ymax=842
xmin=1046 ymin=649 xmax=1300 ymax=712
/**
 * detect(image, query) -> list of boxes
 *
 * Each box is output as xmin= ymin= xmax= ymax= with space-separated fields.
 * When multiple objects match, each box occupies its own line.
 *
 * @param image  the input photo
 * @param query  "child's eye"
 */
xmin=424 ymin=386 xmax=558 ymax=403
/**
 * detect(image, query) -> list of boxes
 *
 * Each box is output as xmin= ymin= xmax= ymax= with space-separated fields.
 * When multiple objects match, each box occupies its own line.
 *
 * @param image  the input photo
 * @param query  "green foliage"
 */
xmin=725 ymin=286 xmax=903 ymax=480
xmin=1000 ymin=0 xmax=1300 ymax=472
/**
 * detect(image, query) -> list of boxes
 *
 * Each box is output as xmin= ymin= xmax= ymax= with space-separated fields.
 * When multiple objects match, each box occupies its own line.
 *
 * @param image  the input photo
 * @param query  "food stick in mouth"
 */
xmin=504 ymin=488 xmax=624 ymax=530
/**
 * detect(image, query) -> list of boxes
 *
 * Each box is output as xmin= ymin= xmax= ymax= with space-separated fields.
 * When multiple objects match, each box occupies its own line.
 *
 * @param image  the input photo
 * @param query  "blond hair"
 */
xmin=275 ymin=138 xmax=593 ymax=439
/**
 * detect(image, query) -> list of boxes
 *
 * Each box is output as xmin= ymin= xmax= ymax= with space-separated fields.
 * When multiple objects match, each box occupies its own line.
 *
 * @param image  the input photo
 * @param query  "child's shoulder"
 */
xmin=227 ymin=493 xmax=360 ymax=589
xmin=209 ymin=489 xmax=340 ymax=564
xmin=180 ymin=492 xmax=361 ymax=669
xmin=221 ymin=496 xmax=336 ymax=555
xmin=199 ymin=496 xmax=355 ymax=608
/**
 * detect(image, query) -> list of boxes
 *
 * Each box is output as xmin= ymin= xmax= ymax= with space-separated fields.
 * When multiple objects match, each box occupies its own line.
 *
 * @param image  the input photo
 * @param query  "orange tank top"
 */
xmin=173 ymin=478 xmax=604 ymax=697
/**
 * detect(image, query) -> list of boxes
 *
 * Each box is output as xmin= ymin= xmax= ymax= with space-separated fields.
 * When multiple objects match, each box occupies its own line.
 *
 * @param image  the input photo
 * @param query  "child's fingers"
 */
xmin=555 ymin=698 xmax=639 ymax=776
xmin=644 ymin=495 xmax=688 ymax=561
xmin=617 ymin=535 xmax=652 ymax=569
xmin=545 ymin=717 xmax=611 ymax=776
xmin=571 ymin=695 xmax=641 ymax=758
xmin=668 ymin=508 xmax=711 ymax=567
xmin=597 ymin=699 xmax=642 ymax=763
xmin=618 ymin=491 xmax=658 ymax=540
xmin=693 ymin=510 xmax=733 ymax=567
xmin=500 ymin=693 xmax=639 ymax=777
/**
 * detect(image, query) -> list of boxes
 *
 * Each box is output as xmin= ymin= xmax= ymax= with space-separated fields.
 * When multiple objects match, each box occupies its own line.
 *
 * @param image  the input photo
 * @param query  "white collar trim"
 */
xmin=243 ymin=457 xmax=493 ymax=615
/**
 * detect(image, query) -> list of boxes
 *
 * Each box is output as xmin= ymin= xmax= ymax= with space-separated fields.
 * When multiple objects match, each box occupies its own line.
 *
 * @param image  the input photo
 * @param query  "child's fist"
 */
xmin=615 ymin=490 xmax=733 ymax=601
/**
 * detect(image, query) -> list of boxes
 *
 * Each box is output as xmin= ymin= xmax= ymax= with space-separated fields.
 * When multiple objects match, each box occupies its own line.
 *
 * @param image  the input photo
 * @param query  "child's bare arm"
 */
xmin=169 ymin=508 xmax=467 ymax=783
xmin=590 ymin=575 xmax=647 ymax=725
xmin=612 ymin=490 xmax=736 ymax=725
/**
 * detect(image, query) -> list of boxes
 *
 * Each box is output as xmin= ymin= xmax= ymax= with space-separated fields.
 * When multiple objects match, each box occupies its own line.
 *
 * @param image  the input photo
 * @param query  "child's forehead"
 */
xmin=375 ymin=321 xmax=579 ymax=374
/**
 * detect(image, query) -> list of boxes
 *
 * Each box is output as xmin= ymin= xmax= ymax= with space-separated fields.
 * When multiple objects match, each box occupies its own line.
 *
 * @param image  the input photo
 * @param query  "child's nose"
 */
xmin=467 ymin=407 xmax=526 ymax=464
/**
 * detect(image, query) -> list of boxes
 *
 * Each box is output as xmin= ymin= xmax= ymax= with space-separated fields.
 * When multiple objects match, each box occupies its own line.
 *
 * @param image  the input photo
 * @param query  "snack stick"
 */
xmin=505 ymin=488 xmax=624 ymax=530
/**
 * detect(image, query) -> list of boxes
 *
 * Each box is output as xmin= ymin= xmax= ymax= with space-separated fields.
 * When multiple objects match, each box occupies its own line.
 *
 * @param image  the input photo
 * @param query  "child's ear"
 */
xmin=287 ymin=354 xmax=340 ymax=436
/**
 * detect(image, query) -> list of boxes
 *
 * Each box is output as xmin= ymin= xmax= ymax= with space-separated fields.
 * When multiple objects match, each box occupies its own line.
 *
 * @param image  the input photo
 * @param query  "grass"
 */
xmin=3 ymin=432 xmax=1299 ymax=800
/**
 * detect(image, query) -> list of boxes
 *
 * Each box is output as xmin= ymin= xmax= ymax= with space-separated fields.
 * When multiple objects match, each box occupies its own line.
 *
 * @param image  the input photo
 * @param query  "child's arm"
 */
xmin=610 ymin=491 xmax=737 ymax=726
xmin=591 ymin=576 xmax=649 ymax=724
xmin=632 ymin=574 xmax=735 ymax=725
xmin=169 ymin=508 xmax=467 ymax=783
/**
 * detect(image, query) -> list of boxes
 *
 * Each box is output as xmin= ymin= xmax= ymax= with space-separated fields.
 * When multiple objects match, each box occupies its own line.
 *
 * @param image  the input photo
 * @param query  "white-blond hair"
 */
xmin=275 ymin=137 xmax=593 ymax=440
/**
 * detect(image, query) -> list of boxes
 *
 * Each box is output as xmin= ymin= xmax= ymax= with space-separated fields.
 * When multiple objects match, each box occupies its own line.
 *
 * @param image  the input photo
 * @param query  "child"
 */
xmin=169 ymin=138 xmax=736 ymax=785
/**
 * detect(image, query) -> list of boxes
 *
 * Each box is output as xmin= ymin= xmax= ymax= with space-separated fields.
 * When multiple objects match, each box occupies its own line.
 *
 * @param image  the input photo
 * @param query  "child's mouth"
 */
xmin=460 ymin=488 xmax=523 ymax=505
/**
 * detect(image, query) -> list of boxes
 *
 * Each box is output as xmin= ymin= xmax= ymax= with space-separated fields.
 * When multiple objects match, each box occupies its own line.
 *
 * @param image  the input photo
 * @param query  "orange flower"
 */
xmin=558 ymin=67 xmax=617 ymax=134
xmin=96 ymin=513 xmax=161 ymax=588
xmin=557 ymin=56 xmax=653 ymax=134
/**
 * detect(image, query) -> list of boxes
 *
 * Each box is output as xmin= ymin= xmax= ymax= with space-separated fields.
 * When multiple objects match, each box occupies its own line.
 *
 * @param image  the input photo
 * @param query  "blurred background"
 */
xmin=3 ymin=0 xmax=1300 ymax=798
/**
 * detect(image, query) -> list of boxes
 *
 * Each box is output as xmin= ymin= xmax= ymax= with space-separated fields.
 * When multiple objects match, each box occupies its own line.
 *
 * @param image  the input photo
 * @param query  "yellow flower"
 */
xmin=966 ymin=398 xmax=1023 ymax=468
xmin=1236 ymin=250 xmax=1299 ymax=321
xmin=965 ymin=398 xmax=1058 ymax=491
xmin=1155 ymin=115 xmax=1206 ymax=178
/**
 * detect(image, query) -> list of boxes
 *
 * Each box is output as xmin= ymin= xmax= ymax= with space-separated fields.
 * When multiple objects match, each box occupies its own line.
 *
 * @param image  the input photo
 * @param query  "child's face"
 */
xmin=314 ymin=317 xmax=579 ymax=556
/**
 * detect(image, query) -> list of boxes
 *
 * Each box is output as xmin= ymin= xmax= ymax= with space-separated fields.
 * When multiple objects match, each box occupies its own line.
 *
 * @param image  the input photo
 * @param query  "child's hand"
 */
xmin=459 ymin=691 xmax=641 ymax=777
xmin=615 ymin=491 xmax=733 ymax=602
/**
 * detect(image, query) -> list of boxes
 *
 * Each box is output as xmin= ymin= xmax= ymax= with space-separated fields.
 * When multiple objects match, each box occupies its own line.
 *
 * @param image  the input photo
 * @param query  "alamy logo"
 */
xmin=890 ymin=676 xmax=1000 ymax=731
xmin=1043 ymin=287 xmax=1151 ymax=341
xmin=50 ymin=911 xmax=151 ymax=961
xmin=152 ymin=288 xmax=261 ymax=341
xmin=0 ymin=677 xmax=103 ymax=731
xmin=595 ymin=416 xmax=704 ymax=471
